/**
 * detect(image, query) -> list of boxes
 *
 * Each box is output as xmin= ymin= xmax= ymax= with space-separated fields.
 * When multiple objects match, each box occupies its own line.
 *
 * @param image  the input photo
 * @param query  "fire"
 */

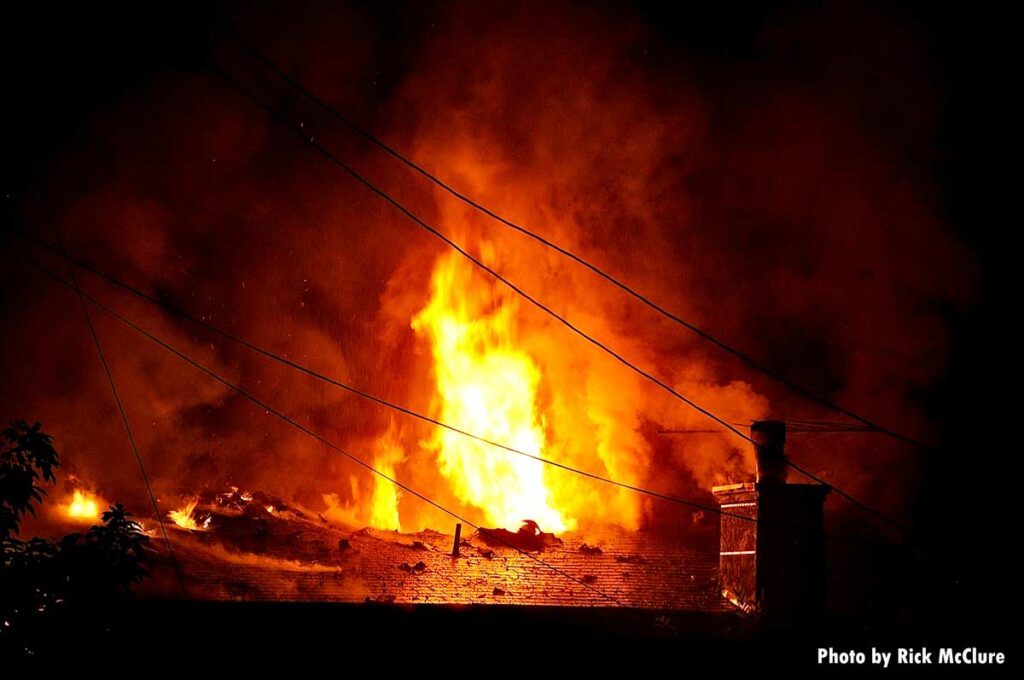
xmin=65 ymin=490 xmax=102 ymax=521
xmin=368 ymin=427 xmax=404 ymax=531
xmin=168 ymin=498 xmax=211 ymax=531
xmin=412 ymin=248 xmax=573 ymax=532
xmin=322 ymin=423 xmax=405 ymax=531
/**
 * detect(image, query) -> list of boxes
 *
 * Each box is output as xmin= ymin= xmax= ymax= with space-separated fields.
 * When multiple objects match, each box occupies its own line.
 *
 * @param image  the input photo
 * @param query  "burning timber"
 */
xmin=474 ymin=519 xmax=563 ymax=552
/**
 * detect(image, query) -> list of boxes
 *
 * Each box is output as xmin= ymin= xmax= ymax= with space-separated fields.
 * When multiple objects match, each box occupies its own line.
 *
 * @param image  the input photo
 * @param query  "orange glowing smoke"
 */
xmin=168 ymin=498 xmax=210 ymax=531
xmin=412 ymin=248 xmax=572 ymax=532
xmin=65 ymin=490 xmax=102 ymax=522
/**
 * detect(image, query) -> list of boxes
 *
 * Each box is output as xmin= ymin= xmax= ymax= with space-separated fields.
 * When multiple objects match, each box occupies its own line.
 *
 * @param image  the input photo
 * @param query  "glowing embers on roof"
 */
xmin=168 ymin=498 xmax=212 ymax=531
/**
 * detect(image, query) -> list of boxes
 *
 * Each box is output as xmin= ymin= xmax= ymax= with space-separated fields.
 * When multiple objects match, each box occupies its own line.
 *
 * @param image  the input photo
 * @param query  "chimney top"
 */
xmin=751 ymin=420 xmax=787 ymax=484
xmin=751 ymin=419 xmax=786 ymax=446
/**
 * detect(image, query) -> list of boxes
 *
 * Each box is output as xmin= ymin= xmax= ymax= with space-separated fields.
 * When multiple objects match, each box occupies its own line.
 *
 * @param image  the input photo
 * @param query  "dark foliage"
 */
xmin=1 ymin=421 xmax=150 ymax=656
xmin=1 ymin=420 xmax=59 ymax=539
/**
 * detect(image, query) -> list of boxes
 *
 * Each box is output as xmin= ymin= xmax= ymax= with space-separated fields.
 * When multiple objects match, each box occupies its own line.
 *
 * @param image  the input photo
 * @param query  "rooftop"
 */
xmin=144 ymin=505 xmax=739 ymax=615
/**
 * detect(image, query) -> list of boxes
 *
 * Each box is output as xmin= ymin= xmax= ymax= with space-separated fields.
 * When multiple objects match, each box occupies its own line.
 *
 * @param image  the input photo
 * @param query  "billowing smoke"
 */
xmin=1 ymin=1 xmax=975 ymax=539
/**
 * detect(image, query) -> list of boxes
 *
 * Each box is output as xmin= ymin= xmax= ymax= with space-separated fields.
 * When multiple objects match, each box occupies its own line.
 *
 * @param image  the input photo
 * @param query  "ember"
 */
xmin=168 ymin=498 xmax=211 ymax=531
xmin=216 ymin=486 xmax=253 ymax=510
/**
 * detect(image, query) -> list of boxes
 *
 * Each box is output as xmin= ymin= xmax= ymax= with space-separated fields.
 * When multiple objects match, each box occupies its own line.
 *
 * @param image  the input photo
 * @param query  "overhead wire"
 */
xmin=20 ymin=252 xmax=628 ymax=606
xmin=42 ymin=205 xmax=187 ymax=596
xmin=14 ymin=231 xmax=905 ymax=551
xmin=210 ymin=17 xmax=934 ymax=455
xmin=204 ymin=64 xmax=907 ymax=533
xmin=16 ymin=231 xmax=763 ymax=524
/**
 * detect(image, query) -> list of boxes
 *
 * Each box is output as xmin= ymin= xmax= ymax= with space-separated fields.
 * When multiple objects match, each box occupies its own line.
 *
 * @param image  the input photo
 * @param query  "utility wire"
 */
xmin=42 ymin=206 xmax=187 ymax=596
xmin=16 ymin=248 xmax=902 ymax=553
xmin=14 ymin=248 xmax=626 ymax=603
xmin=659 ymin=426 xmax=882 ymax=434
xmin=53 ymin=274 xmax=625 ymax=606
xmin=211 ymin=18 xmax=934 ymax=454
xmin=208 ymin=67 xmax=755 ymax=445
xmin=18 ymin=232 xmax=759 ymax=524
xmin=784 ymin=459 xmax=905 ymax=532
xmin=206 ymin=65 xmax=906 ymax=533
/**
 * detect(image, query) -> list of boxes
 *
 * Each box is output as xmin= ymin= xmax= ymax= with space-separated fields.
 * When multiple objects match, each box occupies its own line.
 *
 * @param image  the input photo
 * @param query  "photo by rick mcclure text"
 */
xmin=818 ymin=648 xmax=1007 ymax=667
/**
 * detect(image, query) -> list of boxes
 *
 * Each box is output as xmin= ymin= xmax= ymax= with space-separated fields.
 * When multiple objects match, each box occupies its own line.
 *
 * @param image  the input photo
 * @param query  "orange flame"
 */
xmin=65 ymin=490 xmax=102 ymax=522
xmin=413 ymin=248 xmax=572 ymax=532
xmin=168 ymin=498 xmax=210 ymax=531
xmin=368 ymin=429 xmax=404 ymax=531
xmin=322 ymin=423 xmax=405 ymax=531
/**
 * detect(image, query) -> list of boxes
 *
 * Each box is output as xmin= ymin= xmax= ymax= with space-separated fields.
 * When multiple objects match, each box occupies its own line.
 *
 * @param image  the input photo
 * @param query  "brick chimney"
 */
xmin=712 ymin=420 xmax=829 ymax=625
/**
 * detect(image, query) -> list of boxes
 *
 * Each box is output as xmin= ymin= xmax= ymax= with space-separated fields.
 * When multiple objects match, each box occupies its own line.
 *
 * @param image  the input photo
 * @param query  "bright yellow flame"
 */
xmin=321 ymin=423 xmax=405 ymax=531
xmin=412 ymin=249 xmax=572 ymax=532
xmin=168 ymin=498 xmax=210 ymax=531
xmin=368 ymin=430 xmax=403 ymax=531
xmin=66 ymin=490 xmax=101 ymax=521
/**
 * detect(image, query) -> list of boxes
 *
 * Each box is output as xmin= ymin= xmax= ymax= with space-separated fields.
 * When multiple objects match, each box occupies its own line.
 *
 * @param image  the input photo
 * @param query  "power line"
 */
xmin=18 ymin=235 xmax=756 ymax=521
xmin=208 ymin=67 xmax=754 ymax=443
xmin=22 ymin=257 xmax=626 ymax=607
xmin=42 ymin=206 xmax=187 ymax=597
xmin=27 ymin=227 xmax=902 ymax=539
xmin=94 ymin=298 xmax=627 ymax=606
xmin=657 ymin=426 xmax=904 ymax=530
xmin=206 ymin=66 xmax=906 ymax=533
xmin=211 ymin=18 xmax=935 ymax=454
xmin=658 ymin=426 xmax=883 ymax=434
xmin=19 ymin=246 xmax=905 ymax=557
xmin=785 ymin=419 xmax=887 ymax=432
xmin=784 ymin=459 xmax=904 ymax=532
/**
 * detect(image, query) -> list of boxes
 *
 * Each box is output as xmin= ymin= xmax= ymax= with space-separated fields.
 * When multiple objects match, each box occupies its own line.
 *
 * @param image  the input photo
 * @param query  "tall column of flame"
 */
xmin=412 ymin=249 xmax=573 ymax=532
